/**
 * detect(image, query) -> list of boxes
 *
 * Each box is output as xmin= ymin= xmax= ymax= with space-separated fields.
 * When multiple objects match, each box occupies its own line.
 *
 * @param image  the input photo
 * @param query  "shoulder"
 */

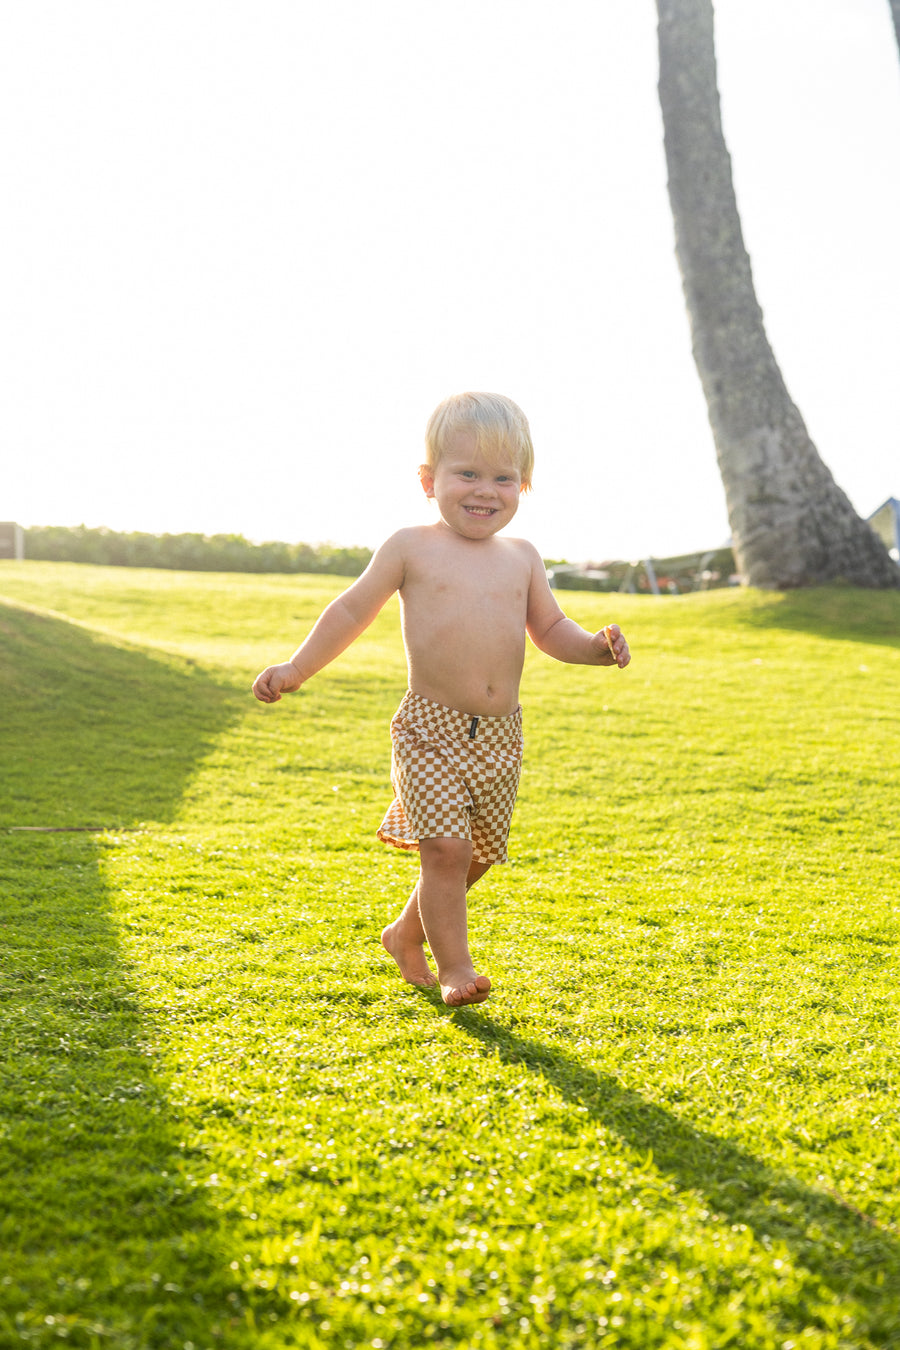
xmin=368 ymin=525 xmax=441 ymax=586
xmin=399 ymin=525 xmax=440 ymax=555
xmin=501 ymin=535 xmax=545 ymax=570
xmin=382 ymin=524 xmax=438 ymax=548
xmin=351 ymin=529 xmax=419 ymax=593
xmin=371 ymin=526 xmax=427 ymax=561
xmin=384 ymin=523 xmax=448 ymax=562
xmin=399 ymin=524 xmax=437 ymax=545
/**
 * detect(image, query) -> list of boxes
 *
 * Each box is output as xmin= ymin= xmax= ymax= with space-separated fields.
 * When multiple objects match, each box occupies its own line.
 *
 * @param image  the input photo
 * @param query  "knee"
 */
xmin=420 ymin=836 xmax=473 ymax=878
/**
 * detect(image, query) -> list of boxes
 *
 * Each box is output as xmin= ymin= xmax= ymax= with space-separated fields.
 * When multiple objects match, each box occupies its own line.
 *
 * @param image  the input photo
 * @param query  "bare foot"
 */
xmin=440 ymin=970 xmax=492 ymax=1007
xmin=381 ymin=921 xmax=438 ymax=988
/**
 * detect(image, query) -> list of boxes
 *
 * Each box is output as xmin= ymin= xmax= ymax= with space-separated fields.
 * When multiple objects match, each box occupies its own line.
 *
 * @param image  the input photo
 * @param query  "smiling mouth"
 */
xmin=464 ymin=506 xmax=497 ymax=516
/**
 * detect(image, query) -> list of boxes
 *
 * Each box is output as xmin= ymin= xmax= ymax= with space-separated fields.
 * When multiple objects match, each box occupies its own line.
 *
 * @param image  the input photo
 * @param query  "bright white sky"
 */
xmin=2 ymin=0 xmax=898 ymax=563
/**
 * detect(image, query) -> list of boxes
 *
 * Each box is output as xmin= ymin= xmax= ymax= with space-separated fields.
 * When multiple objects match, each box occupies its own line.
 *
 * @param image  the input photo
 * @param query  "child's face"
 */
xmin=419 ymin=429 xmax=523 ymax=541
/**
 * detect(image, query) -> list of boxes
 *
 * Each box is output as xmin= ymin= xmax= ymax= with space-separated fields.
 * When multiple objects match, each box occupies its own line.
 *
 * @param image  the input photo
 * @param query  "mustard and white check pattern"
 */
xmin=376 ymin=691 xmax=524 ymax=864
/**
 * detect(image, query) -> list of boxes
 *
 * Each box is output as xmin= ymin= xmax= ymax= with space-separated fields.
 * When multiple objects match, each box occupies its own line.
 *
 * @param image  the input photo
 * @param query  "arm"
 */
xmin=524 ymin=548 xmax=630 ymax=668
xmin=252 ymin=534 xmax=406 ymax=703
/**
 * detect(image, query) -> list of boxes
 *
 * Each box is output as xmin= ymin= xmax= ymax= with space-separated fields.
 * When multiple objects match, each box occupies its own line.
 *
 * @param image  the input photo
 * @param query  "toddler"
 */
xmin=252 ymin=392 xmax=630 ymax=1006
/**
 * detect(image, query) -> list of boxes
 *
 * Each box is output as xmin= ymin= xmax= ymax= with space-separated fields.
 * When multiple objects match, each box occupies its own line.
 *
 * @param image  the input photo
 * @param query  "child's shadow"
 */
xmin=452 ymin=1007 xmax=898 ymax=1330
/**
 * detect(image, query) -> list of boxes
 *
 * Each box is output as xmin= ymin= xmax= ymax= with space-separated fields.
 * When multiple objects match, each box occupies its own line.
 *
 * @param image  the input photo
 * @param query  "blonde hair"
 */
xmin=424 ymin=391 xmax=534 ymax=491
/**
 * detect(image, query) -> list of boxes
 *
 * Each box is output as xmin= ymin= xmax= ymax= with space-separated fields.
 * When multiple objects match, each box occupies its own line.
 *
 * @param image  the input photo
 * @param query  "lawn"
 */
xmin=1 ymin=561 xmax=899 ymax=1350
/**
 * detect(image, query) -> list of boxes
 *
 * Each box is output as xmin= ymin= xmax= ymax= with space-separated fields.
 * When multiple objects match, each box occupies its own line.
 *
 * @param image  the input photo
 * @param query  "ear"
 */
xmin=418 ymin=464 xmax=435 ymax=498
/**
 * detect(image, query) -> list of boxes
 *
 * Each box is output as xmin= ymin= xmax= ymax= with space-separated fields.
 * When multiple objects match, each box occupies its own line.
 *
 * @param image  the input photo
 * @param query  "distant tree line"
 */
xmin=24 ymin=526 xmax=739 ymax=591
xmin=24 ymin=525 xmax=373 ymax=577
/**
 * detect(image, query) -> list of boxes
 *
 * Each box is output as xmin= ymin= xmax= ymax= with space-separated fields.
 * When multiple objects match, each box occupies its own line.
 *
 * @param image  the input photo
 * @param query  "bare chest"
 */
xmin=403 ymin=539 xmax=530 ymax=624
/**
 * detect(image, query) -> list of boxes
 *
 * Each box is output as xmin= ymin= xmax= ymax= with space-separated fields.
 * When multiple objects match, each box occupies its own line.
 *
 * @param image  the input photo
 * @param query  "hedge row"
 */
xmin=24 ymin=525 xmax=373 ymax=577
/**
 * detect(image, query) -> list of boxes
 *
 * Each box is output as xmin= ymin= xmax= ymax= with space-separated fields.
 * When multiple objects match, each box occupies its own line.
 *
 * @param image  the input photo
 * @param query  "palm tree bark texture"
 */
xmin=656 ymin=0 xmax=899 ymax=589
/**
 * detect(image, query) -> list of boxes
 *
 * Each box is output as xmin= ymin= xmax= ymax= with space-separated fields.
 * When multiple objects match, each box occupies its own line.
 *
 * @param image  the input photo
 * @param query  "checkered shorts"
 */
xmin=376 ymin=691 xmax=524 ymax=865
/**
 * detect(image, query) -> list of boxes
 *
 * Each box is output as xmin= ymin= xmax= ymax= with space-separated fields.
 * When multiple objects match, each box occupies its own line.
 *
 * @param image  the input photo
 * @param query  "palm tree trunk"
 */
xmin=890 ymin=0 xmax=900 ymax=56
xmin=656 ymin=0 xmax=899 ymax=589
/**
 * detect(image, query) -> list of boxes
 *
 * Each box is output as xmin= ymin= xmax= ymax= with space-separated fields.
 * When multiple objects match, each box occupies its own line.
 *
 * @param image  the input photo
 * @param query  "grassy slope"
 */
xmin=1 ymin=561 xmax=899 ymax=1349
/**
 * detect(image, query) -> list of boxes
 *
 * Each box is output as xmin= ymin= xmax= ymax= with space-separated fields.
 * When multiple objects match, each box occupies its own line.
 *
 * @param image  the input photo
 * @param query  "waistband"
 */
xmin=396 ymin=690 xmax=523 ymax=744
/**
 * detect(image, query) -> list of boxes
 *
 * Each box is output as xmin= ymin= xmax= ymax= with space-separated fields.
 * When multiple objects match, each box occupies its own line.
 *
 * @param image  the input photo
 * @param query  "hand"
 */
xmin=599 ymin=624 xmax=630 ymax=668
xmin=252 ymin=662 xmax=304 ymax=703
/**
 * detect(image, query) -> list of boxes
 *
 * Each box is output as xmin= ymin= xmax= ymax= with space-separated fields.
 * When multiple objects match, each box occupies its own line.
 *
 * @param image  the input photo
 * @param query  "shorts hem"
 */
xmin=375 ymin=826 xmax=508 ymax=866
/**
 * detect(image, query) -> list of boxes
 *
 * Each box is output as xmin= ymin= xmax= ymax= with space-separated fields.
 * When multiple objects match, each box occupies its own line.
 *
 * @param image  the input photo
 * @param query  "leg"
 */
xmin=417 ymin=837 xmax=491 ymax=1007
xmin=381 ymin=856 xmax=492 ymax=990
xmin=466 ymin=859 xmax=492 ymax=889
xmin=381 ymin=877 xmax=438 ymax=988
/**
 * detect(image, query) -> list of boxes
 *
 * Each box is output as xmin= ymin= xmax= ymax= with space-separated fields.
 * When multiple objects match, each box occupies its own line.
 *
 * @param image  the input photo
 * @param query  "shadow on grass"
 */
xmin=453 ymin=1007 xmax=899 ymax=1342
xmin=0 ymin=603 xmax=256 ymax=1346
xmin=734 ymin=585 xmax=900 ymax=650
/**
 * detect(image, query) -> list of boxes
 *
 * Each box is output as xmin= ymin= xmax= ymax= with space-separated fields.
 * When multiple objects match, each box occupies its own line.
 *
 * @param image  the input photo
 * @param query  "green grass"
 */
xmin=1 ymin=560 xmax=899 ymax=1349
